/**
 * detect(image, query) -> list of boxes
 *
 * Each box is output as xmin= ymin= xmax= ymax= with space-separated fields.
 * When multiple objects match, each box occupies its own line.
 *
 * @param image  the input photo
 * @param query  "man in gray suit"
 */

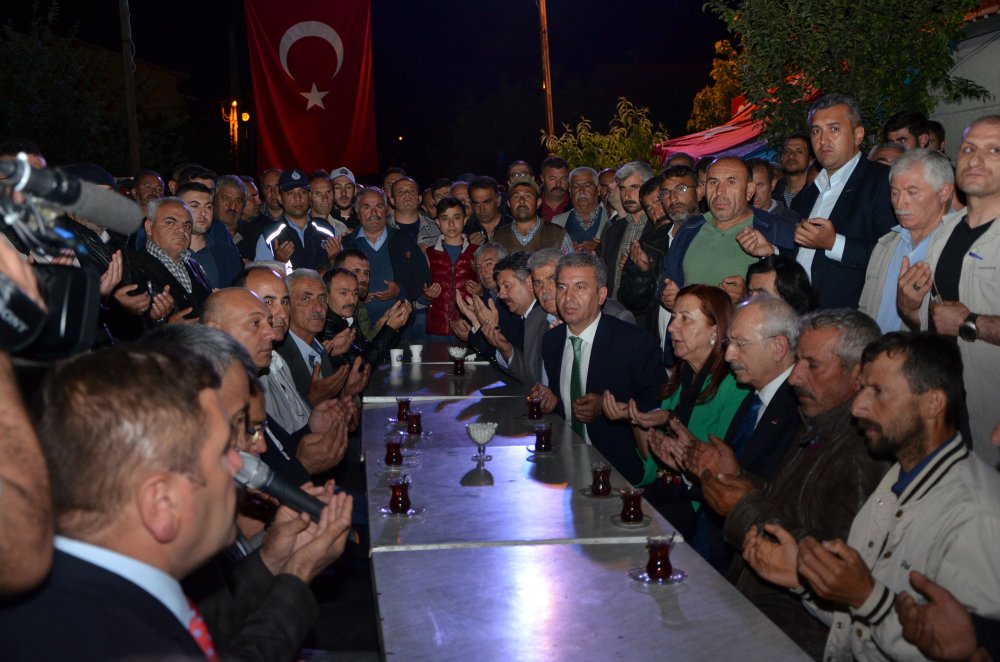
xmin=482 ymin=248 xmax=637 ymax=386
xmin=477 ymin=252 xmax=548 ymax=385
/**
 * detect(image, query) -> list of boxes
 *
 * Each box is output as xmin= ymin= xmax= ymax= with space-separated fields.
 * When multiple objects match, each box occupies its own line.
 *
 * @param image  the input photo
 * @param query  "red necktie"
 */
xmin=187 ymin=598 xmax=220 ymax=661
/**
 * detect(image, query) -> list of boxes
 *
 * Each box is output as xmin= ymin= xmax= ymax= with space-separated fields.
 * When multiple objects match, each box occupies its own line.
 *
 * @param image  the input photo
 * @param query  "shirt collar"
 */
xmin=568 ymin=312 xmax=601 ymax=344
xmin=757 ymin=365 xmax=794 ymax=410
xmin=891 ymin=434 xmax=964 ymax=498
xmin=55 ymin=536 xmax=191 ymax=628
xmin=146 ymin=240 xmax=191 ymax=265
xmin=816 ymin=151 xmax=862 ymax=191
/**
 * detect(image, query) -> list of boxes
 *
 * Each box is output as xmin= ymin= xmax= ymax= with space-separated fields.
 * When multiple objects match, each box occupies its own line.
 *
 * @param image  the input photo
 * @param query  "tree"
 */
xmin=0 ymin=4 xmax=187 ymax=173
xmin=687 ymin=39 xmax=742 ymax=132
xmin=705 ymin=0 xmax=992 ymax=144
xmin=540 ymin=98 xmax=669 ymax=169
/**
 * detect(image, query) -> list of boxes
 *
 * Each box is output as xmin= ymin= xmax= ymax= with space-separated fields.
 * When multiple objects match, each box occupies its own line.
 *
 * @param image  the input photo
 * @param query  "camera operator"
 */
xmin=0 ymin=239 xmax=53 ymax=594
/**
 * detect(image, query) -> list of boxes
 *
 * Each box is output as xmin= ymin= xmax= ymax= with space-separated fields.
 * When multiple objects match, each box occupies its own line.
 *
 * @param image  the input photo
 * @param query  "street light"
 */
xmin=539 ymin=0 xmax=555 ymax=137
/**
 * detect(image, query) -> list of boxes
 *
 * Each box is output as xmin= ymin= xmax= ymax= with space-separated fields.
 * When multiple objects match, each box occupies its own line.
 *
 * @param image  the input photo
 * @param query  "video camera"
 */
xmin=0 ymin=153 xmax=143 ymax=360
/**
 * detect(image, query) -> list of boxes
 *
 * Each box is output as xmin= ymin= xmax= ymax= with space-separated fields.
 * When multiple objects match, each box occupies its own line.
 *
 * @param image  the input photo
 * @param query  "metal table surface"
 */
xmin=392 ymin=342 xmax=484 ymax=365
xmin=367 ymin=444 xmax=676 ymax=550
xmin=362 ymin=396 xmax=568 ymax=452
xmin=372 ymin=542 xmax=810 ymax=661
xmin=363 ymin=362 xmax=528 ymax=402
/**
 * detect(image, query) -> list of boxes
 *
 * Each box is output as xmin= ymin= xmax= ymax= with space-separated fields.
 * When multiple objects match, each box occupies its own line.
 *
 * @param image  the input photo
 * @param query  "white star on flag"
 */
xmin=300 ymin=82 xmax=329 ymax=110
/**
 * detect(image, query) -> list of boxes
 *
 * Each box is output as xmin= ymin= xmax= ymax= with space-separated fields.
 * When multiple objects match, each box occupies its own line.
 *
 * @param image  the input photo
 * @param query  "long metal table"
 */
xmin=362 ymin=342 xmax=806 ymax=660
xmin=367 ymin=444 xmax=675 ymax=550
xmin=373 ymin=542 xmax=811 ymax=661
xmin=363 ymin=361 xmax=528 ymax=402
xmin=361 ymin=396 xmax=568 ymax=451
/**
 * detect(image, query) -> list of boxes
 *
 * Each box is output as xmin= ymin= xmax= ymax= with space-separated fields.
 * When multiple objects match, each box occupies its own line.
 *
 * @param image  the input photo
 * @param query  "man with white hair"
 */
xmin=552 ymin=167 xmax=612 ymax=252
xmin=859 ymin=149 xmax=954 ymax=333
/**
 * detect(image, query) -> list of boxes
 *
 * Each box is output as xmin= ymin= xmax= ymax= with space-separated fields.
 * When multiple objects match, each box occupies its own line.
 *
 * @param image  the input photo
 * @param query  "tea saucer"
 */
xmin=526 ymin=444 xmax=555 ymax=455
xmin=627 ymin=567 xmax=687 ymax=584
xmin=376 ymin=506 xmax=425 ymax=518
xmin=611 ymin=514 xmax=651 ymax=528
xmin=576 ymin=487 xmax=624 ymax=499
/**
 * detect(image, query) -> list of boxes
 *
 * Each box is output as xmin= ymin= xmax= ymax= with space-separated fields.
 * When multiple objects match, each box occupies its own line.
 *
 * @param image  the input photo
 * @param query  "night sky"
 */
xmin=7 ymin=1 xmax=728 ymax=184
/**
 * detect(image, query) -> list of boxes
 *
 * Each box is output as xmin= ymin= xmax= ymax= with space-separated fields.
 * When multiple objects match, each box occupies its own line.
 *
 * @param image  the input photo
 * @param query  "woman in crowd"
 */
xmin=603 ymin=284 xmax=747 ymax=537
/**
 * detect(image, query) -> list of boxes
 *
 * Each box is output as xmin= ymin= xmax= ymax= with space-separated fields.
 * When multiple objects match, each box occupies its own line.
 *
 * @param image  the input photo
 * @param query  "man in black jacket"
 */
xmin=320 ymin=266 xmax=411 ymax=369
xmin=790 ymin=93 xmax=895 ymax=309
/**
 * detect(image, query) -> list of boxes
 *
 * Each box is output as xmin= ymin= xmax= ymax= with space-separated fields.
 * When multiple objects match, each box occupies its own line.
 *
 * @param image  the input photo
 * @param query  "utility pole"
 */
xmin=118 ymin=0 xmax=141 ymax=174
xmin=539 ymin=0 xmax=555 ymax=137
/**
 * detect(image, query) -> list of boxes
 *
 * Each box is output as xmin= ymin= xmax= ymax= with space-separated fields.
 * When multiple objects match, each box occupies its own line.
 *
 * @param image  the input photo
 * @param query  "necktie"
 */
xmin=728 ymin=393 xmax=764 ymax=456
xmin=187 ymin=598 xmax=220 ymax=661
xmin=569 ymin=335 xmax=585 ymax=437
xmin=310 ymin=340 xmax=325 ymax=373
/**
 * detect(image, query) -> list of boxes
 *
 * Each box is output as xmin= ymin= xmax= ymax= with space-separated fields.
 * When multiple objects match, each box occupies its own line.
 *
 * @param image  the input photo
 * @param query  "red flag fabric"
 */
xmin=244 ymin=0 xmax=378 ymax=175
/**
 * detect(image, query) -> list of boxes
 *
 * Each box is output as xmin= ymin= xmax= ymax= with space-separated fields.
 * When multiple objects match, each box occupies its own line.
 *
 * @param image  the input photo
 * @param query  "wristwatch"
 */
xmin=959 ymin=313 xmax=980 ymax=342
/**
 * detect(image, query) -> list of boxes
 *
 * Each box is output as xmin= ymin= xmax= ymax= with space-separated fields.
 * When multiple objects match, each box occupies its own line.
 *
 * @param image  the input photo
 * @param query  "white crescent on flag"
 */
xmin=278 ymin=21 xmax=345 ymax=110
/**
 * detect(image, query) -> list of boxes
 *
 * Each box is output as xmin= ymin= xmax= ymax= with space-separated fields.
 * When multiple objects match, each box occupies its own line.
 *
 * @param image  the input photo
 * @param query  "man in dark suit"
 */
xmin=0 ymin=346 xmax=240 ymax=659
xmin=276 ymin=269 xmax=349 ymax=406
xmin=531 ymin=252 xmax=665 ymax=484
xmin=676 ymin=295 xmax=802 ymax=572
xmin=791 ymin=93 xmax=895 ymax=309
xmin=476 ymin=251 xmax=551 ymax=385
xmin=129 ymin=196 xmax=213 ymax=322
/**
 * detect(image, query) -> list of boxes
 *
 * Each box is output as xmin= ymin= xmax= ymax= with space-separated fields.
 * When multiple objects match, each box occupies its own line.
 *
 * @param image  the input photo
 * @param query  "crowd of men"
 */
xmin=0 ymin=93 xmax=999 ymax=660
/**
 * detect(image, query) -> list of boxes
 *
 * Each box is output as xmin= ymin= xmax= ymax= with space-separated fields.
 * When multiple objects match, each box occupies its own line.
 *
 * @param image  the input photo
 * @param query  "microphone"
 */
xmin=0 ymin=157 xmax=143 ymax=235
xmin=235 ymin=452 xmax=325 ymax=522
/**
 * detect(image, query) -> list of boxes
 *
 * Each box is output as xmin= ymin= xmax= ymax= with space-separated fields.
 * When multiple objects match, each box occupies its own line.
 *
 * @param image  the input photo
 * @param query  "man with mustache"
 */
xmin=492 ymin=178 xmax=572 ymax=256
xmin=858 ymin=149 xmax=953 ymax=333
xmin=552 ymin=167 xmax=612 ymax=252
xmin=275 ymin=269 xmax=366 ymax=409
xmin=598 ymin=161 xmax=654 ymax=301
xmin=240 ymin=266 xmax=320 ymax=435
xmin=617 ymin=165 xmax=702 ymax=357
xmin=660 ymin=156 xmax=795 ymax=308
xmin=342 ymin=187 xmax=430 ymax=334
xmin=203 ymin=282 xmax=352 ymax=479
xmin=743 ymin=333 xmax=1000 ymax=662
xmin=710 ymin=309 xmax=891 ymax=658
xmin=538 ymin=156 xmax=571 ymax=222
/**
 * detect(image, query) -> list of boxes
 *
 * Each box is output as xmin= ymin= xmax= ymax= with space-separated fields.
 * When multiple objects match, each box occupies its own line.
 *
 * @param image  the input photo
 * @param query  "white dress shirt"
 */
xmin=754 ymin=365 xmax=793 ymax=427
xmin=559 ymin=313 xmax=601 ymax=443
xmin=262 ymin=349 xmax=311 ymax=433
xmin=796 ymin=151 xmax=860 ymax=278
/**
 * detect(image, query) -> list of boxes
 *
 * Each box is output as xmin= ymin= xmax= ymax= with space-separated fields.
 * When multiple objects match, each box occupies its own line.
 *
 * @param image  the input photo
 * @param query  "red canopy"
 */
xmin=654 ymin=103 xmax=764 ymax=163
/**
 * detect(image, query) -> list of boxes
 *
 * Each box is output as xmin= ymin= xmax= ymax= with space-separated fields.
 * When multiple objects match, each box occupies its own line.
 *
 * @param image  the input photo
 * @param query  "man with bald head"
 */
xmin=238 ymin=266 xmax=311 ymax=433
xmin=202 ymin=286 xmax=350 ymax=478
xmin=660 ymin=156 xmax=795 ymax=307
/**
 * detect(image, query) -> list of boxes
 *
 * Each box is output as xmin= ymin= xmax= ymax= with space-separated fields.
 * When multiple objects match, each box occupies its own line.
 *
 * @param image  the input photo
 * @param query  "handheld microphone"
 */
xmin=0 ymin=156 xmax=143 ymax=235
xmin=235 ymin=452 xmax=325 ymax=522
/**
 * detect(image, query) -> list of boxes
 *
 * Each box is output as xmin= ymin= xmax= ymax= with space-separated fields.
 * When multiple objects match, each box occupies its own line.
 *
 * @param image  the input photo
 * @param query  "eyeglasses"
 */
xmin=657 ymin=185 xmax=692 ymax=200
xmin=245 ymin=422 xmax=268 ymax=444
xmin=722 ymin=335 xmax=776 ymax=349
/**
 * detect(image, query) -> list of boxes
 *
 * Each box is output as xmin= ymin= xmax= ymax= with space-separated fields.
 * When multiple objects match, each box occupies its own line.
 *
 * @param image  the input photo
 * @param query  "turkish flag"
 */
xmin=244 ymin=0 xmax=378 ymax=175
